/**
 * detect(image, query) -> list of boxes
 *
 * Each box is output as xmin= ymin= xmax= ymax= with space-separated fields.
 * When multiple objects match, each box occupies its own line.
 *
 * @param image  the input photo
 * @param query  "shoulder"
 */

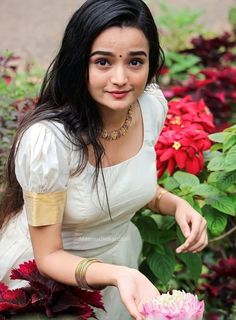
xmin=21 ymin=120 xmax=68 ymax=141
xmin=18 ymin=120 xmax=72 ymax=153
xmin=15 ymin=120 xmax=72 ymax=193
xmin=141 ymin=83 xmax=168 ymax=117
xmin=139 ymin=84 xmax=168 ymax=141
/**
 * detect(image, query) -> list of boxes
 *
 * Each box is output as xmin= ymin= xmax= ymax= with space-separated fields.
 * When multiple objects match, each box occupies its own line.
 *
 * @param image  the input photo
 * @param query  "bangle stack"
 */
xmin=155 ymin=188 xmax=168 ymax=212
xmin=75 ymin=258 xmax=105 ymax=290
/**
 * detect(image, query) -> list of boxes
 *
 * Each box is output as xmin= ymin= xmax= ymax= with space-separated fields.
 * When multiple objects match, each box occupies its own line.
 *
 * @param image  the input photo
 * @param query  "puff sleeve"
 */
xmin=15 ymin=121 xmax=71 ymax=226
xmin=145 ymin=83 xmax=168 ymax=141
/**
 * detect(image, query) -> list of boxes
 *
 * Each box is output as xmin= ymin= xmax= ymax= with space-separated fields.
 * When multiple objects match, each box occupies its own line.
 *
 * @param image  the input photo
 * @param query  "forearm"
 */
xmin=36 ymin=249 xmax=120 ymax=288
xmin=147 ymin=186 xmax=185 ymax=216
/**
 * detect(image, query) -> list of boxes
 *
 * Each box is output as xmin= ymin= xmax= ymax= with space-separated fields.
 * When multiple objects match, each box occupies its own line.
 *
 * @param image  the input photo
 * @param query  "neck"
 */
xmin=100 ymin=105 xmax=134 ymax=131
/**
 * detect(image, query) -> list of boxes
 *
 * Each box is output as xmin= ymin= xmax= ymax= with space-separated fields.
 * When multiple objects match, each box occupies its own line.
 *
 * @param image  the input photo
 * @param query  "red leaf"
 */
xmin=0 ymin=283 xmax=8 ymax=293
xmin=0 ymin=289 xmax=29 ymax=312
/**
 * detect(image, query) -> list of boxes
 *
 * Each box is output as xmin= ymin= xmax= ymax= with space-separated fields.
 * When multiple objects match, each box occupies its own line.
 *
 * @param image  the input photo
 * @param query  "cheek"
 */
xmin=133 ymin=68 xmax=149 ymax=88
xmin=87 ymin=68 xmax=102 ymax=94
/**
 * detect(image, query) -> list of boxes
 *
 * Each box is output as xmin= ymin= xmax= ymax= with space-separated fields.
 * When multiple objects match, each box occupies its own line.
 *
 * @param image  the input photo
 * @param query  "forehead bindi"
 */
xmin=90 ymin=27 xmax=149 ymax=57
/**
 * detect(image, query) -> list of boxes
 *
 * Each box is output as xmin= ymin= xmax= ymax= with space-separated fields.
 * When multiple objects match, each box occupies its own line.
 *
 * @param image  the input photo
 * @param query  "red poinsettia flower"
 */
xmin=164 ymin=96 xmax=215 ymax=134
xmin=0 ymin=260 xmax=104 ymax=319
xmin=163 ymin=66 xmax=236 ymax=131
xmin=155 ymin=126 xmax=211 ymax=178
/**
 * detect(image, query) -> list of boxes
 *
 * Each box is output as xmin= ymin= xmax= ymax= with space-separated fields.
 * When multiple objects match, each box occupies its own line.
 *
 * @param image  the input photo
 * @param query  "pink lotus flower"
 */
xmin=141 ymin=290 xmax=204 ymax=320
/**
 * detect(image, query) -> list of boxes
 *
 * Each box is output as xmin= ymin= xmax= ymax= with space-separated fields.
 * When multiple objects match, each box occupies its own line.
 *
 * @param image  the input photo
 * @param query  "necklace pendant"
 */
xmin=101 ymin=104 xmax=135 ymax=141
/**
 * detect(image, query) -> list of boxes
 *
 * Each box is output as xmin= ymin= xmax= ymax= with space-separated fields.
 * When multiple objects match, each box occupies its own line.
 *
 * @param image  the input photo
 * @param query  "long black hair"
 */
xmin=0 ymin=0 xmax=164 ymax=228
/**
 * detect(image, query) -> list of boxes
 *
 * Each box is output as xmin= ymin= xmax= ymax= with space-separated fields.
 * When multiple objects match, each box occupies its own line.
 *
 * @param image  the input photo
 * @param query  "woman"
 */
xmin=0 ymin=0 xmax=208 ymax=319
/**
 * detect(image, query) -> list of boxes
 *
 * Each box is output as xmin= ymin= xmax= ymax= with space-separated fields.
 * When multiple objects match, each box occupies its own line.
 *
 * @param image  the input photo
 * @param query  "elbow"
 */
xmin=34 ymin=259 xmax=48 ymax=277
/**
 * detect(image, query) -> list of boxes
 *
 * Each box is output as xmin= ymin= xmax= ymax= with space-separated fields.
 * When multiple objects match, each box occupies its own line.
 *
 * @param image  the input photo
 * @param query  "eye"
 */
xmin=130 ymin=59 xmax=143 ymax=67
xmin=95 ymin=58 xmax=110 ymax=66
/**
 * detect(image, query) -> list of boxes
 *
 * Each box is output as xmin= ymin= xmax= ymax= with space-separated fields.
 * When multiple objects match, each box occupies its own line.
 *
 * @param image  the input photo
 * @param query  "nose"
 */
xmin=110 ymin=65 xmax=128 ymax=87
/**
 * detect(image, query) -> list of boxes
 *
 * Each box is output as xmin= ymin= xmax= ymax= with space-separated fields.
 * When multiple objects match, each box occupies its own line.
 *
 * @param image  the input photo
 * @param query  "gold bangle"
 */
xmin=75 ymin=258 xmax=105 ymax=290
xmin=155 ymin=188 xmax=168 ymax=212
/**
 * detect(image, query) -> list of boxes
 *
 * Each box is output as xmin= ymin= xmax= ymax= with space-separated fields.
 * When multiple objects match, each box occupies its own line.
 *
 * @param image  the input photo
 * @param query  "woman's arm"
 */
xmin=147 ymin=186 xmax=208 ymax=254
xmin=29 ymin=223 xmax=119 ymax=287
xmin=29 ymin=223 xmax=159 ymax=320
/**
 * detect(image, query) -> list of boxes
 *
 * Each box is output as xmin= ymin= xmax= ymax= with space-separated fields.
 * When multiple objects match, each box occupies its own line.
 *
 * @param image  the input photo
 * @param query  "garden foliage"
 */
xmin=0 ymin=4 xmax=236 ymax=319
xmin=0 ymin=260 xmax=103 ymax=319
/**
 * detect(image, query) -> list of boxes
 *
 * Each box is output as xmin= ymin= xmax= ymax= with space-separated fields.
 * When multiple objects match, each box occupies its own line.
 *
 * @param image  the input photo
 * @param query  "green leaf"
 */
xmin=139 ymin=259 xmax=157 ymax=284
xmin=162 ymin=176 xmax=179 ymax=191
xmin=151 ymin=214 xmax=176 ymax=230
xmin=207 ymin=154 xmax=226 ymax=171
xmin=147 ymin=246 xmax=176 ymax=285
xmin=223 ymin=134 xmax=236 ymax=152
xmin=178 ymin=253 xmax=202 ymax=282
xmin=207 ymin=171 xmax=220 ymax=185
xmin=209 ymin=132 xmax=225 ymax=143
xmin=210 ymin=143 xmax=223 ymax=152
xmin=202 ymin=205 xmax=228 ymax=236
xmin=206 ymin=195 xmax=235 ymax=216
xmin=136 ymin=216 xmax=160 ymax=245
xmin=204 ymin=150 xmax=222 ymax=162
xmin=224 ymin=144 xmax=236 ymax=172
xmin=215 ymin=170 xmax=236 ymax=190
xmin=191 ymin=184 xmax=220 ymax=197
xmin=183 ymin=195 xmax=195 ymax=207
xmin=158 ymin=229 xmax=177 ymax=243
xmin=176 ymin=225 xmax=185 ymax=243
xmin=224 ymin=124 xmax=236 ymax=132
xmin=173 ymin=171 xmax=200 ymax=187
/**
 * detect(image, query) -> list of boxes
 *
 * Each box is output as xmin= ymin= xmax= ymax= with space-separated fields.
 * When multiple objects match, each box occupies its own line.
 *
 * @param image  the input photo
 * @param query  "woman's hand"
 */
xmin=115 ymin=266 xmax=160 ymax=320
xmin=174 ymin=199 xmax=208 ymax=254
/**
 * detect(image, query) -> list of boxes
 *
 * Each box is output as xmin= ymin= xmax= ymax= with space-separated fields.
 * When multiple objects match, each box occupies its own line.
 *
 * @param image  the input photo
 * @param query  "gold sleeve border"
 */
xmin=23 ymin=190 xmax=67 ymax=226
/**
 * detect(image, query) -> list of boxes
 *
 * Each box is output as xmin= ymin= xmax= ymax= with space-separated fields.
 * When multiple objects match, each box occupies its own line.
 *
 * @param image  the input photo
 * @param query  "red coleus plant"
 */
xmin=0 ymin=260 xmax=104 ymax=319
xmin=0 ymin=53 xmax=20 ymax=85
xmin=164 ymin=67 xmax=236 ymax=130
xmin=12 ymin=96 xmax=38 ymax=124
xmin=200 ymin=257 xmax=236 ymax=318
xmin=181 ymin=32 xmax=236 ymax=67
xmin=155 ymin=97 xmax=213 ymax=178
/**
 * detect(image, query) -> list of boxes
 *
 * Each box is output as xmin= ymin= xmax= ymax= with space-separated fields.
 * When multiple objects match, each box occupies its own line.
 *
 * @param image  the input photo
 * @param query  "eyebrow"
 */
xmin=89 ymin=50 xmax=147 ymax=57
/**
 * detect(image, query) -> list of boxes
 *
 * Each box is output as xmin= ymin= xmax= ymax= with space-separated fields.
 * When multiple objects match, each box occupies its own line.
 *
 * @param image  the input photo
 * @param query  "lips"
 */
xmin=108 ymin=90 xmax=131 ymax=99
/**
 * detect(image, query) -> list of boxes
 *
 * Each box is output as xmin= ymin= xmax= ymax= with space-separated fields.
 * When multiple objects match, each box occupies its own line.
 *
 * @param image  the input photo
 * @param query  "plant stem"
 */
xmin=209 ymin=225 xmax=236 ymax=242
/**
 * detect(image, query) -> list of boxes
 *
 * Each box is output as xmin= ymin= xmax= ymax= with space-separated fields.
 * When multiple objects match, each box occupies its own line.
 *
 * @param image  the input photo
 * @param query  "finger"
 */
xmin=187 ymin=219 xmax=207 ymax=248
xmin=176 ymin=217 xmax=207 ymax=253
xmin=184 ymin=232 xmax=208 ymax=253
xmin=189 ymin=233 xmax=208 ymax=253
xmin=122 ymin=296 xmax=144 ymax=320
xmin=177 ymin=219 xmax=191 ymax=238
xmin=185 ymin=216 xmax=207 ymax=246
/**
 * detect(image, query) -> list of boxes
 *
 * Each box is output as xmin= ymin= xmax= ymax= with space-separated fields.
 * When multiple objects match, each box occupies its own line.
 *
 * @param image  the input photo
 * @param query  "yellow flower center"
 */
xmin=172 ymin=141 xmax=181 ymax=150
xmin=171 ymin=116 xmax=182 ymax=125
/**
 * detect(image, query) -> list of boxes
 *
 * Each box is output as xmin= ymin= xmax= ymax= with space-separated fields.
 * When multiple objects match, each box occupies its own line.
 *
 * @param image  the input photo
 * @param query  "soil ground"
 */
xmin=0 ymin=0 xmax=236 ymax=68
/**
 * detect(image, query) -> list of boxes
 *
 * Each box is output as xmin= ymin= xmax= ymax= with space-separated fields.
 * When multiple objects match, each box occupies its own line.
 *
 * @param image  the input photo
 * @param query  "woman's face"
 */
xmin=88 ymin=26 xmax=149 ymax=113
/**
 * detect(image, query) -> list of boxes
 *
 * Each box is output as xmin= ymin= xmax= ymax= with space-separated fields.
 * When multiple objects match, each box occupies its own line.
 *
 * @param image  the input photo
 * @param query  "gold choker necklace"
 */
xmin=101 ymin=104 xmax=135 ymax=141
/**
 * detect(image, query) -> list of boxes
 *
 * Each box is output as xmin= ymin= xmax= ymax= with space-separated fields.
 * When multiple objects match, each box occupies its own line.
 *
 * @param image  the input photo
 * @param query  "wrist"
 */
xmin=158 ymin=191 xmax=184 ymax=217
xmin=171 ymin=197 xmax=189 ymax=218
xmin=85 ymin=262 xmax=125 ymax=288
